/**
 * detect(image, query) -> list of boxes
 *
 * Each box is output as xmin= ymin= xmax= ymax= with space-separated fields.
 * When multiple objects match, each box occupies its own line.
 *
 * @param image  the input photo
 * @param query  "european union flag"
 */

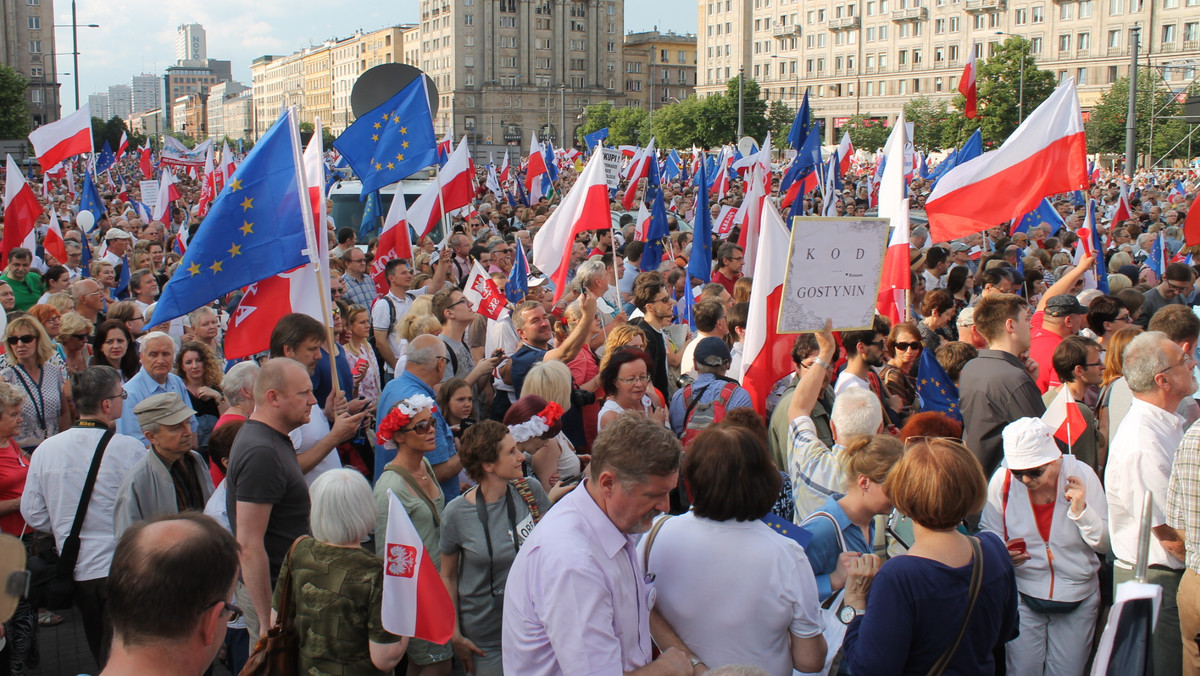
xmin=1148 ymin=232 xmax=1166 ymax=279
xmin=762 ymin=512 xmax=814 ymax=549
xmin=584 ymin=127 xmax=609 ymax=150
xmin=79 ymin=170 xmax=105 ymax=226
xmin=333 ymin=77 xmax=438 ymax=196
xmin=153 ymin=110 xmax=313 ymax=326
xmin=360 ymin=190 xmax=383 ymax=238
xmin=678 ymin=283 xmax=696 ymax=330
xmin=1086 ymin=199 xmax=1109 ymax=294
xmin=687 ymin=162 xmax=713 ymax=283
xmin=787 ymin=88 xmax=811 ymax=150
xmin=115 ymin=254 xmax=131 ymax=299
xmin=780 ymin=125 xmax=822 ymax=194
xmin=916 ymin=347 xmax=961 ymax=421
xmin=505 ymin=241 xmax=529 ymax=302
xmin=1013 ymin=198 xmax=1065 ymax=236
xmin=663 ymin=149 xmax=683 ymax=181
xmin=641 ymin=186 xmax=670 ymax=273
xmin=95 ymin=141 xmax=116 ymax=174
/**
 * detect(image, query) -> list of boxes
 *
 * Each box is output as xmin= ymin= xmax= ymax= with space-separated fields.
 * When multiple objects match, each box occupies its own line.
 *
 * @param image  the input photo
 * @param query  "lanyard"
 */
xmin=475 ymin=484 xmax=520 ymax=598
xmin=11 ymin=365 xmax=47 ymax=432
xmin=74 ymin=419 xmax=108 ymax=430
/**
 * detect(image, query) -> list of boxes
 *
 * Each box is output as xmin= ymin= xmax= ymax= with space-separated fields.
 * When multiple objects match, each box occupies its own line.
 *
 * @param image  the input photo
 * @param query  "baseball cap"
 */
xmin=133 ymin=392 xmax=196 ymax=429
xmin=1044 ymin=294 xmax=1087 ymax=317
xmin=104 ymin=228 xmax=134 ymax=241
xmin=694 ymin=336 xmax=732 ymax=368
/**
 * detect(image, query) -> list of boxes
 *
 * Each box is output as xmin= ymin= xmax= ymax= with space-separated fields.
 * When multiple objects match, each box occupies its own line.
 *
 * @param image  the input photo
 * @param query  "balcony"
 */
xmin=964 ymin=0 xmax=1005 ymax=12
xmin=891 ymin=7 xmax=928 ymax=21
xmin=1185 ymin=40 xmax=1200 ymax=50
xmin=865 ymin=65 xmax=876 ymax=74
xmin=1107 ymin=45 xmax=1127 ymax=56
xmin=897 ymin=62 xmax=910 ymax=71
xmin=1161 ymin=41 xmax=1178 ymax=53
xmin=1076 ymin=47 xmax=1090 ymax=56
xmin=828 ymin=16 xmax=861 ymax=30
xmin=772 ymin=25 xmax=802 ymax=38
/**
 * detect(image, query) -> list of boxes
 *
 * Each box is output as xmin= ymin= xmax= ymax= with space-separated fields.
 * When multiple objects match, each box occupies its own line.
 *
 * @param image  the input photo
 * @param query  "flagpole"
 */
xmin=434 ymin=164 xmax=450 ymax=253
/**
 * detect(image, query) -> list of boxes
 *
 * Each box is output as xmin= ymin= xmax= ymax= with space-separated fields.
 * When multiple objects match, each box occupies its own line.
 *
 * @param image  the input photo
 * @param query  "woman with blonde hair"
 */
xmin=27 ymin=305 xmax=66 ymax=362
xmin=518 ymin=363 xmax=584 ymax=489
xmin=0 ymin=316 xmax=71 ymax=450
xmin=45 ymin=292 xmax=75 ymax=316
xmin=57 ymin=313 xmax=92 ymax=374
xmin=733 ymin=276 xmax=753 ymax=305
xmin=597 ymin=323 xmax=647 ymax=373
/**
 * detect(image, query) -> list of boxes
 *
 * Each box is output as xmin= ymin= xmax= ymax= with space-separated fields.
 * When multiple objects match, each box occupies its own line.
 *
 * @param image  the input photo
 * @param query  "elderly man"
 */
xmin=374 ymin=334 xmax=462 ymax=498
xmin=1106 ymin=330 xmax=1196 ymax=676
xmin=669 ymin=337 xmax=752 ymax=437
xmin=102 ymin=228 xmax=134 ymax=268
xmin=340 ymin=247 xmax=377 ymax=308
xmin=100 ymin=514 xmax=241 ymax=676
xmin=22 ymin=366 xmax=147 ymax=667
xmin=0 ymin=247 xmax=44 ymax=311
xmin=117 ymin=331 xmax=195 ymax=446
xmin=114 ymin=393 xmax=215 ymax=536
xmin=73 ymin=278 xmax=107 ymax=324
xmin=225 ymin=358 xmax=317 ymax=639
xmin=574 ymin=259 xmax=625 ymax=327
xmin=503 ymin=414 xmax=697 ymax=676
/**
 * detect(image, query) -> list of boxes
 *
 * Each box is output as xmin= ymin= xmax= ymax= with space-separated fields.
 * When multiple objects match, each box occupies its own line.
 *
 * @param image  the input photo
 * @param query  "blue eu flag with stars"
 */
xmin=333 ymin=77 xmax=438 ymax=197
xmin=153 ymin=110 xmax=313 ymax=326
xmin=916 ymin=348 xmax=961 ymax=421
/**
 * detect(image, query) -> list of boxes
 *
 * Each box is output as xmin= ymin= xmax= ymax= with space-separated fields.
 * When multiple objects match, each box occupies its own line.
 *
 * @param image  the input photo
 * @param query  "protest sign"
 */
xmin=779 ymin=217 xmax=889 ymax=333
xmin=601 ymin=148 xmax=622 ymax=189
xmin=714 ymin=205 xmax=739 ymax=238
xmin=139 ymin=180 xmax=159 ymax=212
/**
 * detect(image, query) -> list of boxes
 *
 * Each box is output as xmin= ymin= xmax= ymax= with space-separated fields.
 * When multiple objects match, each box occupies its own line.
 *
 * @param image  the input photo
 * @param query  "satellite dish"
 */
xmin=738 ymin=136 xmax=758 ymax=158
xmin=350 ymin=64 xmax=439 ymax=121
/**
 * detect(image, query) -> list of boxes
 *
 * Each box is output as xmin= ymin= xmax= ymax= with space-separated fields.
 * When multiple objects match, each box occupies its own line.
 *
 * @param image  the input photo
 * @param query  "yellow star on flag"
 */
xmin=399 ymin=126 xmax=407 ymax=134
xmin=240 ymin=221 xmax=254 ymax=235
xmin=229 ymin=178 xmax=243 ymax=192
xmin=371 ymin=134 xmax=380 ymax=142
xmin=210 ymin=260 xmax=223 ymax=274
xmin=240 ymin=197 xmax=254 ymax=211
xmin=228 ymin=243 xmax=242 ymax=257
xmin=381 ymin=112 xmax=390 ymax=120
xmin=387 ymin=162 xmax=395 ymax=170
xmin=187 ymin=262 xmax=201 ymax=276
xmin=374 ymin=162 xmax=383 ymax=171
xmin=396 ymin=153 xmax=404 ymax=161
xmin=374 ymin=122 xmax=382 ymax=130
xmin=392 ymin=115 xmax=401 ymax=124
xmin=402 ymin=141 xmax=409 ymax=149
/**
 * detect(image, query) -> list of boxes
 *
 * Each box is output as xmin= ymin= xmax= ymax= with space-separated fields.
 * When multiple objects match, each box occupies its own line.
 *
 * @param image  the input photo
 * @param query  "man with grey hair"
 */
xmin=65 ymin=240 xmax=84 ymax=279
xmin=576 ymin=259 xmax=625 ymax=327
xmin=373 ymin=334 xmax=462 ymax=499
xmin=1106 ymin=330 xmax=1196 ymax=675
xmin=118 ymin=331 xmax=195 ymax=446
xmin=114 ymin=392 xmax=214 ymax=536
xmin=22 ymin=366 xmax=147 ymax=666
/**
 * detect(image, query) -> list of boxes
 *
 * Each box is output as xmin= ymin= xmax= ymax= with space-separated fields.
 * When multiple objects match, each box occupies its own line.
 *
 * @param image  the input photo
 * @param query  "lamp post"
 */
xmin=737 ymin=66 xmax=745 ymax=138
xmin=995 ymin=31 xmax=1027 ymax=123
xmin=54 ymin=12 xmax=99 ymax=111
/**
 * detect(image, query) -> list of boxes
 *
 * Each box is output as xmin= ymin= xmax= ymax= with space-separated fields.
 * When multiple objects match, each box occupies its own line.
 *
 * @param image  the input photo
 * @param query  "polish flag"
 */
xmin=1111 ymin=181 xmax=1133 ymax=229
xmin=462 ymin=261 xmax=507 ymax=320
xmin=525 ymin=133 xmax=550 ymax=203
xmin=1185 ymin=193 xmax=1200 ymax=248
xmin=43 ymin=208 xmax=68 ymax=265
xmin=959 ymin=52 xmax=978 ymax=119
xmin=837 ymin=132 xmax=854 ymax=175
xmin=29 ymin=104 xmax=93 ymax=170
xmin=1042 ymin=386 xmax=1086 ymax=447
xmin=2 ymin=155 xmax=44 ymax=267
xmin=737 ymin=197 xmax=793 ymax=415
xmin=634 ymin=200 xmax=652 ymax=241
xmin=408 ymin=179 xmax=444 ymax=241
xmin=925 ymin=78 xmax=1088 ymax=242
xmin=373 ymin=190 xmax=415 ymax=294
xmin=498 ymin=149 xmax=510 ymax=184
xmin=139 ymin=146 xmax=153 ymax=177
xmin=151 ymin=169 xmax=179 ymax=223
xmin=737 ymin=162 xmax=767 ymax=277
xmin=532 ymin=146 xmax=612 ymax=303
xmin=381 ymin=489 xmax=456 ymax=643
xmin=117 ymin=131 xmax=129 ymax=158
xmin=713 ymin=205 xmax=739 ymax=238
xmin=622 ymin=139 xmax=656 ymax=211
xmin=220 ymin=140 xmax=237 ymax=181
xmin=439 ymin=138 xmax=476 ymax=214
xmin=876 ymin=113 xmax=911 ymax=324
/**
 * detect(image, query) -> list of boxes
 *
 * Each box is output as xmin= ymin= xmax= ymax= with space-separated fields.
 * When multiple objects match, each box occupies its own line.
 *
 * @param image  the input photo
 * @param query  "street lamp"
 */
xmin=995 ymin=31 xmax=1027 ymax=123
xmin=53 ymin=17 xmax=99 ymax=112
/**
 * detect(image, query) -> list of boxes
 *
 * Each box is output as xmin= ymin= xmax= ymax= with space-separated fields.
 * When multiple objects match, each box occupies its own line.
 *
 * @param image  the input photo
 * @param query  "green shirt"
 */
xmin=0 ymin=272 xmax=42 ymax=312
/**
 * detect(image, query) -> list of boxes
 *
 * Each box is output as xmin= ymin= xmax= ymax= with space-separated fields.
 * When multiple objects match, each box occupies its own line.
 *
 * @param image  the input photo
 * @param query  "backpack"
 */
xmin=679 ymin=378 xmax=741 ymax=447
xmin=368 ymin=296 xmax=396 ymax=385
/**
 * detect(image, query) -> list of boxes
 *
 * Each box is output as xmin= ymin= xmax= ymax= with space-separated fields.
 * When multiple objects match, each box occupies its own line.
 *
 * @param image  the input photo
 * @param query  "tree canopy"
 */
xmin=949 ymin=37 xmax=1056 ymax=145
xmin=0 ymin=65 xmax=31 ymax=140
xmin=1085 ymin=69 xmax=1199 ymax=161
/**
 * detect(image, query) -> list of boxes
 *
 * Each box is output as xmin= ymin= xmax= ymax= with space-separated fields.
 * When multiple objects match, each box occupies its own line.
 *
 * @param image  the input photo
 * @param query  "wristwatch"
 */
xmin=689 ymin=656 xmax=707 ymax=670
xmin=838 ymin=604 xmax=866 ymax=624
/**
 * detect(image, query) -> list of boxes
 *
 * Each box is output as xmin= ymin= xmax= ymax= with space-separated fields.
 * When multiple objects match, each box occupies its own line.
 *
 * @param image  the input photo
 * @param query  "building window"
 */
xmin=1030 ymin=36 xmax=1043 ymax=52
xmin=949 ymin=15 xmax=960 ymax=31
xmin=1109 ymin=29 xmax=1122 ymax=47
xmin=29 ymin=65 xmax=42 ymax=77
xmin=31 ymin=89 xmax=42 ymax=103
xmin=27 ymin=16 xmax=40 ymax=29
xmin=1059 ymin=34 xmax=1071 ymax=51
xmin=935 ymin=17 xmax=946 ymax=32
xmin=1107 ymin=65 xmax=1119 ymax=82
xmin=1059 ymin=2 xmax=1073 ymax=19
xmin=1032 ymin=5 xmax=1045 ymax=22
xmin=1185 ymin=21 xmax=1198 ymax=41
xmin=1162 ymin=23 xmax=1176 ymax=43
xmin=28 ymin=40 xmax=41 ymax=53
xmin=1078 ymin=32 xmax=1090 ymax=49
xmin=1076 ymin=67 xmax=1087 ymax=83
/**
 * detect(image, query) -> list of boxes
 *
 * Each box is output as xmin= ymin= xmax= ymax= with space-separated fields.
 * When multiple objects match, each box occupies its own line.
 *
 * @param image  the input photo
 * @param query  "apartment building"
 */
xmin=623 ymin=30 xmax=699 ymax=111
xmin=0 ymin=0 xmax=61 ymax=126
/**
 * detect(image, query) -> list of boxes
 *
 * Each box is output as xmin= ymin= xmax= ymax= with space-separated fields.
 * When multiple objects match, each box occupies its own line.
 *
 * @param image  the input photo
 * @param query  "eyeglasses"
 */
xmin=652 ymin=296 xmax=673 ymax=305
xmin=1167 ymin=282 xmax=1192 ymax=293
xmin=104 ymin=389 xmax=129 ymax=401
xmin=1010 ymin=465 xmax=1048 ymax=480
xmin=449 ymin=297 xmax=472 ymax=309
xmin=1085 ymin=361 xmax=1104 ymax=368
xmin=893 ymin=341 xmax=923 ymax=352
xmin=868 ymin=339 xmax=886 ymax=349
xmin=131 ymin=316 xmax=145 ymax=322
xmin=403 ymin=419 xmax=436 ymax=434
xmin=434 ymin=355 xmax=451 ymax=366
xmin=1114 ymin=313 xmax=1132 ymax=322
xmin=202 ymin=600 xmax=243 ymax=623
xmin=617 ymin=374 xmax=653 ymax=384
xmin=1158 ymin=354 xmax=1196 ymax=375
xmin=6 ymin=335 xmax=36 ymax=345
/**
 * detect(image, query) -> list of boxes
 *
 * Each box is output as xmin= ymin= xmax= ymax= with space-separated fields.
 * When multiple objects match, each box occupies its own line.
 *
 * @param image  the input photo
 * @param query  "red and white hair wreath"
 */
xmin=376 ymin=394 xmax=438 ymax=449
xmin=508 ymin=401 xmax=565 ymax=443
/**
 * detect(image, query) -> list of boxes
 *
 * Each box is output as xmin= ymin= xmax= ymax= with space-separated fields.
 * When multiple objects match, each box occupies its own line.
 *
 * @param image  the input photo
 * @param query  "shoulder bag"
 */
xmin=927 ymin=536 xmax=984 ymax=676
xmin=239 ymin=536 xmax=307 ymax=676
xmin=45 ymin=426 xmax=114 ymax=610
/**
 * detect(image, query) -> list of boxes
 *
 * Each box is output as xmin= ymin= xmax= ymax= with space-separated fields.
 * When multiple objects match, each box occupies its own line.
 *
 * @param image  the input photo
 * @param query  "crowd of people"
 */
xmin=0 ymin=149 xmax=1197 ymax=676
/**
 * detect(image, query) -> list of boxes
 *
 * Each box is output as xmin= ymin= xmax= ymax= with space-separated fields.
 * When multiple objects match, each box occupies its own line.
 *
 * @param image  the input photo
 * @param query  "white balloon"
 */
xmin=76 ymin=211 xmax=94 ymax=231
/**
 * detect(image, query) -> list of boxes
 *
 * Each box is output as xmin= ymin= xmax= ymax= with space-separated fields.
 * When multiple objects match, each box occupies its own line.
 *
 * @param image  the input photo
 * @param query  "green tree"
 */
xmin=767 ymin=100 xmax=795 ymax=149
xmin=903 ymin=97 xmax=961 ymax=150
xmin=0 ymin=65 xmax=30 ymax=140
xmin=1085 ymin=70 xmax=1198 ymax=161
xmin=842 ymin=114 xmax=890 ymax=153
xmin=577 ymin=102 xmax=616 ymax=146
xmin=609 ymin=106 xmax=650 ymax=146
xmin=949 ymin=38 xmax=1056 ymax=145
xmin=92 ymin=116 xmax=136 ymax=153
xmin=725 ymin=76 xmax=768 ymax=142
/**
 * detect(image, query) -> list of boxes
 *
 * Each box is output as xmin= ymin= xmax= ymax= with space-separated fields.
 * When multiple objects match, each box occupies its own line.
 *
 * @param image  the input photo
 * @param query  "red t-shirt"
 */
xmin=1030 ymin=499 xmax=1055 ymax=543
xmin=0 ymin=441 xmax=29 ymax=536
xmin=712 ymin=268 xmax=740 ymax=296
xmin=1028 ymin=310 xmax=1063 ymax=393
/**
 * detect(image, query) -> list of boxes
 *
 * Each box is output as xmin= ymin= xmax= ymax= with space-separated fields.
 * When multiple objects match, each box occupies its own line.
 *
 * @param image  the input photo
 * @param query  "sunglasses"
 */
xmin=1010 ymin=465 xmax=1047 ymax=480
xmin=6 ymin=335 xmax=36 ymax=345
xmin=893 ymin=341 xmax=923 ymax=352
xmin=403 ymin=419 xmax=436 ymax=434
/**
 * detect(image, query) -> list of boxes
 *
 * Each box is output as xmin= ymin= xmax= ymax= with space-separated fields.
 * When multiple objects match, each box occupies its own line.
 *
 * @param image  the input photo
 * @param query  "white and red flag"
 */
xmin=525 ymin=133 xmax=550 ymax=203
xmin=29 ymin=104 xmax=93 ymax=170
xmin=634 ymin=200 xmax=652 ymax=242
xmin=197 ymin=145 xmax=217 ymax=218
xmin=736 ymin=197 xmax=793 ymax=415
xmin=737 ymin=162 xmax=768 ymax=277
xmin=462 ymin=261 xmax=507 ymax=320
xmin=837 ymin=132 xmax=854 ymax=175
xmin=1042 ymin=387 xmax=1087 ymax=447
xmin=531 ymin=145 xmax=612 ymax=303
xmin=116 ymin=131 xmax=129 ymax=158
xmin=372 ymin=189 xmax=416 ymax=294
xmin=498 ymin=149 xmax=510 ymax=184
xmin=43 ymin=208 xmax=68 ymax=265
xmin=876 ymin=112 xmax=912 ymax=324
xmin=621 ymin=138 xmax=656 ymax=211
xmin=2 ymin=155 xmax=44 ymax=267
xmin=139 ymin=146 xmax=154 ymax=177
xmin=439 ymin=137 xmax=476 ymax=214
xmin=959 ymin=51 xmax=978 ymax=119
xmin=381 ymin=489 xmax=456 ymax=643
xmin=151 ymin=168 xmax=180 ymax=223
xmin=925 ymin=78 xmax=1088 ymax=242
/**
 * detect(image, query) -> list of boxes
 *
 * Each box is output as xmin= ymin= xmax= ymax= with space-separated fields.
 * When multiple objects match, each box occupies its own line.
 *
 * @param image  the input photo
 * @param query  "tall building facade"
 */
xmin=249 ymin=53 xmax=304 ymax=138
xmin=0 ymin=0 xmax=61 ymax=126
xmin=415 ymin=0 xmax=628 ymax=157
xmin=88 ymin=92 xmax=110 ymax=120
xmin=131 ymin=73 xmax=161 ymax=113
xmin=206 ymin=80 xmax=250 ymax=140
xmin=108 ymin=84 xmax=132 ymax=118
xmin=697 ymin=0 xmax=1200 ymax=142
xmin=177 ymin=23 xmax=207 ymax=64
xmin=164 ymin=59 xmax=232 ymax=131
xmin=623 ymin=30 xmax=698 ymax=111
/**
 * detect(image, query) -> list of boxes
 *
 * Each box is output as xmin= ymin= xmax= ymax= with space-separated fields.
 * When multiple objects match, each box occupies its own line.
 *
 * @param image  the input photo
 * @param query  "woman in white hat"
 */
xmin=980 ymin=417 xmax=1109 ymax=676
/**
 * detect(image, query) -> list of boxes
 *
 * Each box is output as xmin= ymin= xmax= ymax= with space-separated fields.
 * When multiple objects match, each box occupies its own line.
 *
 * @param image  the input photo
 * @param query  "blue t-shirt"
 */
xmin=313 ymin=346 xmax=354 ymax=407
xmin=509 ymin=343 xmax=547 ymax=396
xmin=374 ymin=370 xmax=459 ymax=500
xmin=842 ymin=531 xmax=1019 ymax=675
xmin=798 ymin=494 xmax=874 ymax=602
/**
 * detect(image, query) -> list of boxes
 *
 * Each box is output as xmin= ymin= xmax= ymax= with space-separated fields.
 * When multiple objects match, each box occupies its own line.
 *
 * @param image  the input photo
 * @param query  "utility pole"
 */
xmin=71 ymin=0 xmax=79 ymax=109
xmin=737 ymin=66 xmax=745 ymax=138
xmin=560 ymin=83 xmax=566 ymax=147
xmin=1124 ymin=26 xmax=1140 ymax=178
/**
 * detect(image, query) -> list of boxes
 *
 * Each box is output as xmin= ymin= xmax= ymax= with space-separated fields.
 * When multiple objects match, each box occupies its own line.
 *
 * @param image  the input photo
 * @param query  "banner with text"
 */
xmin=779 ymin=217 xmax=889 ymax=333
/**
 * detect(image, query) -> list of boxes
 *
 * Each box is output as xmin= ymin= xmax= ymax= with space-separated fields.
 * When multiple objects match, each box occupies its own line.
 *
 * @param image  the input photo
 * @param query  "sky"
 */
xmin=63 ymin=0 xmax=698 ymax=113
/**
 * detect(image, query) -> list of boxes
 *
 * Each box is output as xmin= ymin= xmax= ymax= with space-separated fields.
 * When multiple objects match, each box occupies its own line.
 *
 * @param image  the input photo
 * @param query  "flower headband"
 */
xmin=376 ymin=394 xmax=438 ymax=449
xmin=508 ymin=401 xmax=564 ymax=443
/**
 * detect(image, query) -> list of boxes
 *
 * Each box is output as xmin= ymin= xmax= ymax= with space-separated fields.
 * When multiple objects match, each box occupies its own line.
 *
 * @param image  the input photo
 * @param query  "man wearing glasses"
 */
xmin=340 ymin=248 xmax=377 ymax=308
xmin=22 ymin=366 xmax=148 ymax=667
xmin=710 ymin=243 xmax=744 ymax=297
xmin=1138 ymin=262 xmax=1197 ymax=328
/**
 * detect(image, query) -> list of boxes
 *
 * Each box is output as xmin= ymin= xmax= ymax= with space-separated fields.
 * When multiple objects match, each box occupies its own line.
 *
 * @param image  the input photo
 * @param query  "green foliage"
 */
xmin=322 ymin=126 xmax=337 ymax=149
xmin=842 ymin=114 xmax=890 ymax=153
xmin=903 ymin=97 xmax=962 ymax=150
xmin=576 ymin=102 xmax=649 ymax=146
xmin=767 ymin=100 xmax=794 ymax=149
xmin=91 ymin=116 xmax=140 ymax=153
xmin=949 ymin=38 xmax=1056 ymax=144
xmin=1085 ymin=69 xmax=1199 ymax=161
xmin=0 ymin=65 xmax=30 ymax=140
xmin=577 ymin=102 xmax=615 ymax=145
xmin=727 ymin=76 xmax=768 ymax=141
xmin=648 ymin=76 xmax=772 ymax=148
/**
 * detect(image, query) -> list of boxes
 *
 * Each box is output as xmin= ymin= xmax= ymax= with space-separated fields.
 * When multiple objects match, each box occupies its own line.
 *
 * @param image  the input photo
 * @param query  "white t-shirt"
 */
xmin=289 ymin=403 xmax=341 ymax=486
xmin=371 ymin=288 xmax=430 ymax=373
xmin=833 ymin=370 xmax=870 ymax=396
xmin=638 ymin=513 xmax=824 ymax=676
